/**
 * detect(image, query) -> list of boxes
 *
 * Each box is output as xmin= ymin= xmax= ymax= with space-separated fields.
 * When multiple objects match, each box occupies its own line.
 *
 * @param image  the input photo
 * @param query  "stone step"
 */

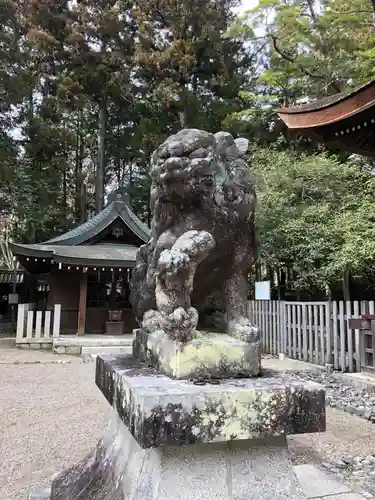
xmin=81 ymin=345 xmax=132 ymax=362
xmin=81 ymin=345 xmax=132 ymax=355
xmin=53 ymin=335 xmax=133 ymax=355
xmin=0 ymin=336 xmax=15 ymax=347
xmin=53 ymin=335 xmax=133 ymax=347
xmin=293 ymin=464 xmax=352 ymax=499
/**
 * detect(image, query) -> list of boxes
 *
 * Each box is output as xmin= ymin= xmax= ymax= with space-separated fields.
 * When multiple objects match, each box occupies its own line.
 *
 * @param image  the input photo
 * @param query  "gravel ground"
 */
xmin=3 ymin=344 xmax=375 ymax=499
xmin=289 ymin=370 xmax=375 ymax=422
xmin=282 ymin=368 xmax=375 ymax=496
xmin=0 ymin=340 xmax=110 ymax=500
xmin=288 ymin=407 xmax=375 ymax=495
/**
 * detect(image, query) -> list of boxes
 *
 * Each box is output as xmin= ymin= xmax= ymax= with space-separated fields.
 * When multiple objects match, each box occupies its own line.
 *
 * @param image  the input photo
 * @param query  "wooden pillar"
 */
xmin=77 ymin=272 xmax=88 ymax=336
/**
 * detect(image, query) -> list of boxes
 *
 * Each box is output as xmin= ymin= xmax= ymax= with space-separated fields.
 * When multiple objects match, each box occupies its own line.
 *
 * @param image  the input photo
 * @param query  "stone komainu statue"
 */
xmin=130 ymin=129 xmax=257 ymax=343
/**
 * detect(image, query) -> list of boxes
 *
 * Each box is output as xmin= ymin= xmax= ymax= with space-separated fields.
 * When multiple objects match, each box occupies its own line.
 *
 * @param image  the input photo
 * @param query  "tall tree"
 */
xmin=132 ymin=0 xmax=247 ymax=131
xmin=227 ymin=0 xmax=375 ymax=148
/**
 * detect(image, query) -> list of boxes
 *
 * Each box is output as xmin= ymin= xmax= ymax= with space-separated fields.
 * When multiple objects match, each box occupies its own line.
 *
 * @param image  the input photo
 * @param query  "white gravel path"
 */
xmin=2 ymin=345 xmax=375 ymax=500
xmin=0 ymin=341 xmax=110 ymax=500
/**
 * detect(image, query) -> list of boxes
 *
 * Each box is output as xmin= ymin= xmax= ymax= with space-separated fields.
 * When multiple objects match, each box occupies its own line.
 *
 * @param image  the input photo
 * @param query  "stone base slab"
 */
xmin=96 ymin=354 xmax=325 ymax=448
xmin=19 ymin=486 xmax=51 ymax=500
xmin=133 ymin=328 xmax=261 ymax=379
xmin=51 ymin=335 xmax=133 ymax=356
xmin=43 ymin=411 xmax=306 ymax=500
xmin=17 ymin=342 xmax=52 ymax=350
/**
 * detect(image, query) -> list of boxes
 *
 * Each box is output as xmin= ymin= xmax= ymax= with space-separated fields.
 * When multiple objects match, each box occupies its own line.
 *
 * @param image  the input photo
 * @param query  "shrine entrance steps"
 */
xmin=52 ymin=334 xmax=133 ymax=356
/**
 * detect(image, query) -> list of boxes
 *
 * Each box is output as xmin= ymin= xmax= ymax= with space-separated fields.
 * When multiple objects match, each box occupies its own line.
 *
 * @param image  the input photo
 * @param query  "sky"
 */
xmin=236 ymin=0 xmax=259 ymax=14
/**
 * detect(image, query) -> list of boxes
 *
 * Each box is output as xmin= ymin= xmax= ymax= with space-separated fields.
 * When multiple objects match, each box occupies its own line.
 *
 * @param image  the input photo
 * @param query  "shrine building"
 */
xmin=11 ymin=192 xmax=150 ymax=336
xmin=277 ymin=80 xmax=375 ymax=157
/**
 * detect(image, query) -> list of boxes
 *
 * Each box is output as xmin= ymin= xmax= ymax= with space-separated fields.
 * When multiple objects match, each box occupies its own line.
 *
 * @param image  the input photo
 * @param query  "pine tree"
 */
xmin=132 ymin=0 xmax=247 ymax=132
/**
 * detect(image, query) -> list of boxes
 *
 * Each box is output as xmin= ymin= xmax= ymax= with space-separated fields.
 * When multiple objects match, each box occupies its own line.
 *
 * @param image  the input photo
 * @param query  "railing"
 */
xmin=16 ymin=303 xmax=61 ymax=345
xmin=248 ymin=300 xmax=374 ymax=373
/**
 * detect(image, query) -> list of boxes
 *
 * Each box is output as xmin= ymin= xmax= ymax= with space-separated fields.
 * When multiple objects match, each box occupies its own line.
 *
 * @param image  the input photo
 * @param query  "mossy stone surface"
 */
xmin=133 ymin=328 xmax=261 ymax=380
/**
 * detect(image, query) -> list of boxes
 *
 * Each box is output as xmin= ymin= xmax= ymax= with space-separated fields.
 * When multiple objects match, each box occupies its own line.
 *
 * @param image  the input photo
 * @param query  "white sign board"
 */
xmin=255 ymin=281 xmax=271 ymax=300
xmin=8 ymin=293 xmax=19 ymax=304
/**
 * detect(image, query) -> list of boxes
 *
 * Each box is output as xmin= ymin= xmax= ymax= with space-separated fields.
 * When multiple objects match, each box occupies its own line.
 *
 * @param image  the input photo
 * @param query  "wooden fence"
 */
xmin=16 ymin=303 xmax=61 ymax=346
xmin=248 ymin=300 xmax=375 ymax=373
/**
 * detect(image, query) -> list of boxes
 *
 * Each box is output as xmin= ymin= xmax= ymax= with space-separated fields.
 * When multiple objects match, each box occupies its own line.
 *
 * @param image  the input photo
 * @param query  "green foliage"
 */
xmin=0 ymin=0 xmax=245 ymax=241
xmin=251 ymin=147 xmax=375 ymax=295
xmin=227 ymin=0 xmax=375 ymax=150
xmin=0 ymin=237 xmax=15 ymax=271
xmin=0 ymin=0 xmax=375 ymax=301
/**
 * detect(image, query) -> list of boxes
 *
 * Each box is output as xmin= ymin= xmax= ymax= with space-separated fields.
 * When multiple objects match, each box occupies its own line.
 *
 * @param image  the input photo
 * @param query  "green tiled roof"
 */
xmin=11 ymin=196 xmax=151 ymax=267
xmin=45 ymin=199 xmax=150 ymax=246
xmin=46 ymin=203 xmax=114 ymax=244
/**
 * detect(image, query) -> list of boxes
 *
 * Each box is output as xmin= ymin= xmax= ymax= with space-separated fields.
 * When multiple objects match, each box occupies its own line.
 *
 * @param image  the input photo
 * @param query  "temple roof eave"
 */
xmin=277 ymin=80 xmax=375 ymax=130
xmin=10 ymin=243 xmax=138 ymax=268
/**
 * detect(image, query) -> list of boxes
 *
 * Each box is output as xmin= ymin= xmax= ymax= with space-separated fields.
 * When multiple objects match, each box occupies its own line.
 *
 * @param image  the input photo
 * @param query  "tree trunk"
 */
xmin=116 ymin=121 xmax=121 ymax=187
xmin=96 ymin=96 xmax=107 ymax=213
xmin=78 ymin=112 xmax=86 ymax=222
xmin=178 ymin=110 xmax=187 ymax=128
xmin=62 ymin=120 xmax=68 ymax=216
xmin=325 ymin=283 xmax=332 ymax=301
xmin=342 ymin=268 xmax=351 ymax=302
xmin=255 ymin=262 xmax=261 ymax=282
xmin=279 ymin=268 xmax=286 ymax=300
xmin=267 ymin=266 xmax=274 ymax=289
xmin=75 ymin=113 xmax=81 ymax=220
xmin=80 ymin=181 xmax=86 ymax=224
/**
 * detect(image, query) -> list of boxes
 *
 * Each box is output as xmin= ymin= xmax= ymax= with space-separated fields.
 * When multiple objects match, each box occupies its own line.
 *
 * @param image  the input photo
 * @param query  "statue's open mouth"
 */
xmin=158 ymin=184 xmax=186 ymax=202
xmin=158 ymin=173 xmax=215 ymax=200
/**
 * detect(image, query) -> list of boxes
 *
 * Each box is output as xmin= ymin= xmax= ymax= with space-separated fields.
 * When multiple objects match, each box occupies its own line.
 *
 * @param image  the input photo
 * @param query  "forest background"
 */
xmin=1 ymin=0 xmax=375 ymax=301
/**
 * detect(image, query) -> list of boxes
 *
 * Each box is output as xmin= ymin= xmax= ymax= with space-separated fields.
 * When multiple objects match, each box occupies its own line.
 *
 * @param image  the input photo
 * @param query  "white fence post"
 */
xmin=16 ymin=304 xmax=26 ymax=341
xmin=332 ymin=301 xmax=339 ymax=370
xmin=26 ymin=311 xmax=34 ymax=340
xmin=35 ymin=311 xmax=43 ymax=340
xmin=15 ymin=303 xmax=61 ymax=345
xmin=247 ymin=299 xmax=367 ymax=372
xmin=325 ymin=301 xmax=332 ymax=366
xmin=281 ymin=301 xmax=287 ymax=356
xmin=302 ymin=304 xmax=308 ymax=361
xmin=346 ymin=301 xmax=353 ymax=372
xmin=307 ymin=304 xmax=313 ymax=363
xmin=44 ymin=310 xmax=52 ymax=338
xmin=353 ymin=301 xmax=361 ymax=372
xmin=338 ymin=301 xmax=345 ymax=371
xmin=53 ymin=304 xmax=61 ymax=338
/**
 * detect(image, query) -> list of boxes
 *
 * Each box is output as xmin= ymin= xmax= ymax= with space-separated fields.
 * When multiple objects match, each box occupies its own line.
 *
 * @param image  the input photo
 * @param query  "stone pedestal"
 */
xmin=96 ymin=355 xmax=325 ymax=446
xmin=133 ymin=328 xmax=261 ymax=379
xmin=34 ymin=354 xmax=324 ymax=500
xmin=48 ymin=412 xmax=307 ymax=500
xmin=23 ymin=354 xmax=325 ymax=500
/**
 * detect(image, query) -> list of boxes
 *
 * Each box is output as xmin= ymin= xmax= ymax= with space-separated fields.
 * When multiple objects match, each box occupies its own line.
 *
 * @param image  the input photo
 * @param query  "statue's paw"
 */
xmin=174 ymin=230 xmax=216 ymax=260
xmin=227 ymin=317 xmax=259 ymax=343
xmin=160 ymin=307 xmax=198 ymax=342
xmin=142 ymin=310 xmax=163 ymax=333
xmin=158 ymin=248 xmax=190 ymax=275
